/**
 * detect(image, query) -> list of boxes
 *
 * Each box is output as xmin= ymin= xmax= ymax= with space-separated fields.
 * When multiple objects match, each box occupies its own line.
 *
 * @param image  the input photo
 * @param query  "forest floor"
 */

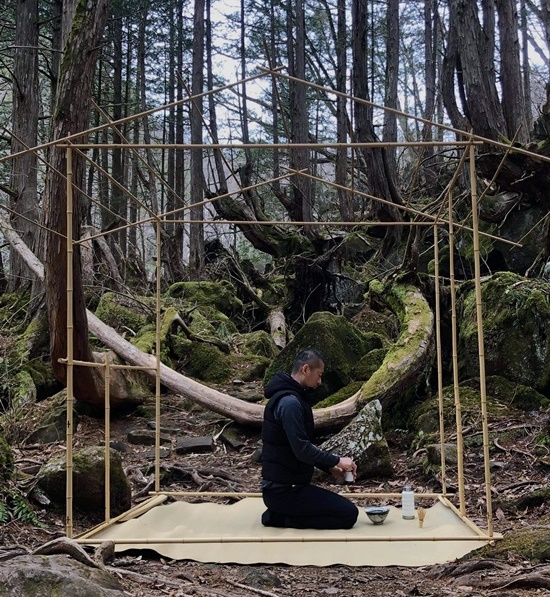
xmin=4 ymin=386 xmax=550 ymax=597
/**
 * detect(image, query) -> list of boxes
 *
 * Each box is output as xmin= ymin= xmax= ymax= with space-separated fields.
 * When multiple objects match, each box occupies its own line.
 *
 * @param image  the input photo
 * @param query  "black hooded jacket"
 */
xmin=261 ymin=372 xmax=339 ymax=486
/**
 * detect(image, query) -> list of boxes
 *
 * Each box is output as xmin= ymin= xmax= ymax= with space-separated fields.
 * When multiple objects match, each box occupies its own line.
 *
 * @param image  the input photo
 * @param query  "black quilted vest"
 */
xmin=261 ymin=375 xmax=315 ymax=485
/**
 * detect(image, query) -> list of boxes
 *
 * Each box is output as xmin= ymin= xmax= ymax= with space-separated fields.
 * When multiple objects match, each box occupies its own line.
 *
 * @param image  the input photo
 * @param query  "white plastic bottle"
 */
xmin=401 ymin=483 xmax=415 ymax=519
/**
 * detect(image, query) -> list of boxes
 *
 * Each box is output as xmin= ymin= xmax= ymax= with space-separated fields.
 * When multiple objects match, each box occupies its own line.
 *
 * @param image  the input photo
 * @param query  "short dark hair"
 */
xmin=291 ymin=348 xmax=325 ymax=374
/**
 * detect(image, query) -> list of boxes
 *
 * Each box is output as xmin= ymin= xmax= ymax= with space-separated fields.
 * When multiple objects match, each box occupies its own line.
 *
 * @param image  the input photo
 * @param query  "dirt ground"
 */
xmin=4 ymin=388 xmax=550 ymax=597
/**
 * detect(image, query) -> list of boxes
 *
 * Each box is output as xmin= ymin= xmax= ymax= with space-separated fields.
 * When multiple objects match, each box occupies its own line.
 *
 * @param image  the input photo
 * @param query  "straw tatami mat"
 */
xmin=79 ymin=498 xmax=496 ymax=566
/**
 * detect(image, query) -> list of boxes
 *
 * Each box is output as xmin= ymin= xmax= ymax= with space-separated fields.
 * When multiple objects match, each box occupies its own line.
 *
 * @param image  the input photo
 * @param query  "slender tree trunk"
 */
xmin=287 ymin=0 xmax=312 ymax=224
xmin=520 ymin=0 xmax=532 ymax=129
xmin=42 ymin=0 xmax=109 ymax=400
xmin=336 ymin=0 xmax=351 ymax=221
xmin=352 ymin=0 xmax=402 ymax=239
xmin=9 ymin=0 xmax=39 ymax=291
xmin=189 ymin=0 xmax=205 ymax=279
xmin=383 ymin=0 xmax=399 ymax=171
xmin=496 ymin=0 xmax=527 ymax=142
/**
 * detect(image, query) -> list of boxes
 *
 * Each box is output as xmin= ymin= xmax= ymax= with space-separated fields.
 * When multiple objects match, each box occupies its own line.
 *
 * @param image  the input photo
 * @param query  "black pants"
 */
xmin=262 ymin=484 xmax=358 ymax=530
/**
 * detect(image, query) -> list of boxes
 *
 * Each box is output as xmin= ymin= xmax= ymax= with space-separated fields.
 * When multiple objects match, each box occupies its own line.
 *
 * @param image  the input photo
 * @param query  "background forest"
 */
xmin=0 ymin=1 xmax=550 ymax=594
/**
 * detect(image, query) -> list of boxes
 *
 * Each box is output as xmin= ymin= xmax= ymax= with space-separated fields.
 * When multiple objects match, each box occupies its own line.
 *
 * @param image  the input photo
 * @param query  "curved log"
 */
xmin=1 ymin=213 xmax=434 ymax=430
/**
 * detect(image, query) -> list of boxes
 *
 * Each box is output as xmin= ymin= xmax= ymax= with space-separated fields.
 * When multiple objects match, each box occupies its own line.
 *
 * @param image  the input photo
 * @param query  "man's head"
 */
xmin=291 ymin=348 xmax=325 ymax=389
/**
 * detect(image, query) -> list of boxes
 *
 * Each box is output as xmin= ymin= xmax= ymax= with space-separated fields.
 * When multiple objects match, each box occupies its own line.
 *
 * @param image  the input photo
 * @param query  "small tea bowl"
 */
xmin=365 ymin=506 xmax=390 ymax=525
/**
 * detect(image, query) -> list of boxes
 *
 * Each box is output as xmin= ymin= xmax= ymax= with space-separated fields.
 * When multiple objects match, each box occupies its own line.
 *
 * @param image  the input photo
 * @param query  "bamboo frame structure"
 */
xmin=49 ymin=70 xmax=510 ymax=550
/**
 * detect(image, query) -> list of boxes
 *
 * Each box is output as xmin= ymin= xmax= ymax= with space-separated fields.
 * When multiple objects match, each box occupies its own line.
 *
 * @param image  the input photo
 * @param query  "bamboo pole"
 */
xmin=105 ymin=358 xmax=111 ymax=523
xmin=152 ymin=491 xmax=445 ymax=499
xmin=155 ymin=220 xmax=162 ymax=494
xmin=285 ymin=167 xmax=521 ymax=247
xmin=76 ymin=534 xmax=496 ymax=545
xmin=448 ymin=183 xmax=466 ymax=516
xmin=58 ymin=141 xmax=483 ymax=149
xmin=433 ymin=225 xmax=448 ymax=496
xmin=59 ymin=358 xmax=157 ymax=371
xmin=1 ymin=68 xmax=285 ymax=165
xmin=65 ymin=146 xmax=75 ymax=539
xmin=469 ymin=144 xmax=494 ymax=537
xmin=259 ymin=67 xmax=550 ymax=164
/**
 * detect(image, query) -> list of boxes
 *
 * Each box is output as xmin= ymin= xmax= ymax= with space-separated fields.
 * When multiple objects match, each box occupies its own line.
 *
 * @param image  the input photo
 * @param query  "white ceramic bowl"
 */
xmin=365 ymin=506 xmax=390 ymax=525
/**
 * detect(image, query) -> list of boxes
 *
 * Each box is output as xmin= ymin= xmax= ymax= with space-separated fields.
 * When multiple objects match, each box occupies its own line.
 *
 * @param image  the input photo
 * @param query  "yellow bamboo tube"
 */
xmin=155 ymin=220 xmax=162 ymax=493
xmin=469 ymin=144 xmax=494 ymax=537
xmin=105 ymin=358 xmax=111 ymax=523
xmin=433 ymin=224 xmax=447 ymax=495
xmin=151 ymin=491 xmax=446 ymax=499
xmin=77 ymin=534 xmax=495 ymax=546
xmin=65 ymin=146 xmax=75 ymax=538
xmin=447 ymin=187 xmax=466 ymax=516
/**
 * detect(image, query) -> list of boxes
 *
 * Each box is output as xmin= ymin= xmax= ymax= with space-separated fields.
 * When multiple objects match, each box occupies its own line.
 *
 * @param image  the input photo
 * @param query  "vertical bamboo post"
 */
xmin=155 ymin=219 xmax=162 ymax=492
xmin=433 ymin=224 xmax=447 ymax=495
xmin=448 ymin=186 xmax=466 ymax=515
xmin=469 ymin=143 xmax=494 ymax=536
xmin=65 ymin=146 xmax=74 ymax=538
xmin=105 ymin=357 xmax=111 ymax=522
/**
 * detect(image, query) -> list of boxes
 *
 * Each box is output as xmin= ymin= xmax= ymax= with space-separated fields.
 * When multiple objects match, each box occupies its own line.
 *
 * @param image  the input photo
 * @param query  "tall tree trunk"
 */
xmin=42 ymin=0 xmax=109 ymax=400
xmin=352 ymin=0 xmax=402 ymax=243
xmin=110 ymin=12 xmax=126 ymax=254
xmin=422 ymin=0 xmax=437 ymax=188
xmin=383 ymin=0 xmax=399 ymax=171
xmin=443 ymin=0 xmax=506 ymax=141
xmin=287 ymin=0 xmax=312 ymax=224
xmin=189 ymin=0 xmax=205 ymax=280
xmin=520 ymin=0 xmax=532 ymax=129
xmin=335 ymin=0 xmax=351 ymax=221
xmin=496 ymin=0 xmax=528 ymax=142
xmin=9 ymin=0 xmax=39 ymax=291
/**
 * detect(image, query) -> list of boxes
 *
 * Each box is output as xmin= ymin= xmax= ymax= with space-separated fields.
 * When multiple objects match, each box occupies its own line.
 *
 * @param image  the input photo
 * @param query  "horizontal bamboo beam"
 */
xmin=151 ymin=491 xmax=448 ymax=499
xmin=77 ymin=534 xmax=497 ymax=545
xmin=57 ymin=141 xmax=483 ymax=149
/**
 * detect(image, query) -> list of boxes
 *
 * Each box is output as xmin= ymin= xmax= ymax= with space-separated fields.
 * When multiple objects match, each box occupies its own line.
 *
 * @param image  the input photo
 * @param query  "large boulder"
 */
xmin=0 ymin=555 xmax=125 ymax=597
xmin=458 ymin=272 xmax=550 ymax=395
xmin=321 ymin=399 xmax=393 ymax=479
xmin=263 ymin=311 xmax=371 ymax=395
xmin=36 ymin=446 xmax=131 ymax=516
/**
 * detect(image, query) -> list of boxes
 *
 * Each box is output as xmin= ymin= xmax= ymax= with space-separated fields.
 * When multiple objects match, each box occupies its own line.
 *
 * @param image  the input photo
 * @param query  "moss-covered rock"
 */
xmin=351 ymin=347 xmax=388 ymax=381
xmin=95 ymin=291 xmax=150 ymax=333
xmin=462 ymin=376 xmax=549 ymax=410
xmin=458 ymin=272 xmax=550 ymax=395
xmin=236 ymin=330 xmax=279 ymax=359
xmin=263 ymin=311 xmax=370 ymax=394
xmin=36 ymin=445 xmax=131 ymax=516
xmin=186 ymin=343 xmax=232 ymax=383
xmin=315 ymin=381 xmax=364 ymax=408
xmin=412 ymin=385 xmax=510 ymax=435
xmin=228 ymin=354 xmax=271 ymax=382
xmin=322 ymin=399 xmax=393 ymax=479
xmin=475 ymin=528 xmax=550 ymax=563
xmin=166 ymin=281 xmax=243 ymax=316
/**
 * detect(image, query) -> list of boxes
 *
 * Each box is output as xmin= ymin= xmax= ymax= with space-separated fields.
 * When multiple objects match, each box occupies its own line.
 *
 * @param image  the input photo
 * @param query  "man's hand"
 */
xmin=330 ymin=456 xmax=357 ymax=480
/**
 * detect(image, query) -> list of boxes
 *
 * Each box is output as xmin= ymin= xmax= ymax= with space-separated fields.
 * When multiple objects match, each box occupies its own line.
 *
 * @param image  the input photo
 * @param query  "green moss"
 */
xmin=355 ymin=282 xmax=434 ymax=409
xmin=0 ymin=433 xmax=14 ymax=482
xmin=352 ymin=347 xmax=387 ymax=381
xmin=315 ymin=381 xmax=363 ymax=408
xmin=462 ymin=376 xmax=549 ymax=410
xmin=227 ymin=354 xmax=270 ymax=381
xmin=475 ymin=528 xmax=550 ymax=563
xmin=263 ymin=311 xmax=371 ymax=394
xmin=412 ymin=385 xmax=507 ymax=434
xmin=187 ymin=343 xmax=232 ymax=383
xmin=95 ymin=292 xmax=149 ymax=333
xmin=166 ymin=281 xmax=243 ymax=315
xmin=237 ymin=331 xmax=279 ymax=359
xmin=458 ymin=273 xmax=550 ymax=394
